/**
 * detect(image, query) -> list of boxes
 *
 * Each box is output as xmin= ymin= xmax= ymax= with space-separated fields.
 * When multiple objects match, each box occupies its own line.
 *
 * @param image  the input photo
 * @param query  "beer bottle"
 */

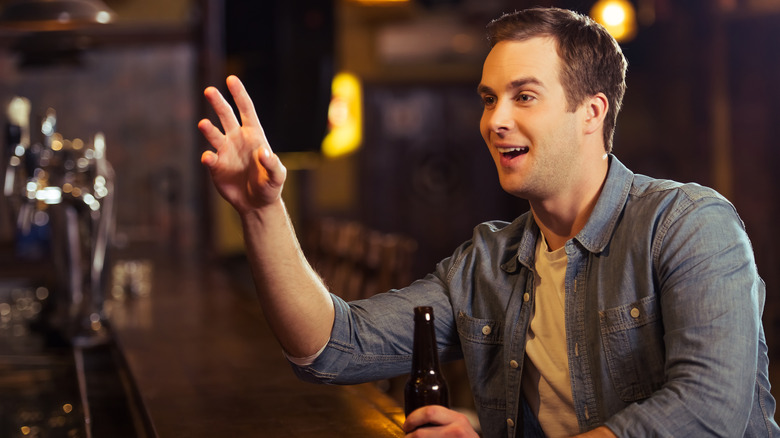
xmin=404 ymin=306 xmax=449 ymax=418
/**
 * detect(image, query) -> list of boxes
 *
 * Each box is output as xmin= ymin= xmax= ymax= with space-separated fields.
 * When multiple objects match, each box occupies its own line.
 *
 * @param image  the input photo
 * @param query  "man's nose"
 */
xmin=486 ymin=100 xmax=514 ymax=134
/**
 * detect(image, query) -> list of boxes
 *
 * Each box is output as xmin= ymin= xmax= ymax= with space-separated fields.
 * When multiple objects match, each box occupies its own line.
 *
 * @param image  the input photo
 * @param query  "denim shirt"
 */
xmin=291 ymin=156 xmax=778 ymax=438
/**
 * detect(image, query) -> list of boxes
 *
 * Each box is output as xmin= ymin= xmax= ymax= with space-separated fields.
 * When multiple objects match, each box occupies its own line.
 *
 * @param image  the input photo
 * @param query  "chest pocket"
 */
xmin=456 ymin=311 xmax=506 ymax=410
xmin=599 ymin=295 xmax=665 ymax=402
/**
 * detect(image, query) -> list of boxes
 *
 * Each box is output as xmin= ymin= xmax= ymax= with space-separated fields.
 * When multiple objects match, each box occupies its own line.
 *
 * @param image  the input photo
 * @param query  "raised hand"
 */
xmin=198 ymin=75 xmax=287 ymax=215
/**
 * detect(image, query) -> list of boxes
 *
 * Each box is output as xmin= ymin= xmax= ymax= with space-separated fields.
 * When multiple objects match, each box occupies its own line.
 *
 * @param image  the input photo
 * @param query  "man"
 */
xmin=199 ymin=7 xmax=778 ymax=438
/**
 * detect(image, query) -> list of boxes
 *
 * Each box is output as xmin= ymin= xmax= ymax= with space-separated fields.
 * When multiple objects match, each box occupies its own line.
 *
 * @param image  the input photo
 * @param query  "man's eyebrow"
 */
xmin=477 ymin=83 xmax=493 ymax=95
xmin=477 ymin=77 xmax=545 ymax=95
xmin=509 ymin=77 xmax=544 ymax=90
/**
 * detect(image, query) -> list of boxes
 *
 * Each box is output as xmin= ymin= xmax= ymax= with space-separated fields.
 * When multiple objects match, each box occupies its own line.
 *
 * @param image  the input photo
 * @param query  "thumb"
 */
xmin=255 ymin=147 xmax=286 ymax=187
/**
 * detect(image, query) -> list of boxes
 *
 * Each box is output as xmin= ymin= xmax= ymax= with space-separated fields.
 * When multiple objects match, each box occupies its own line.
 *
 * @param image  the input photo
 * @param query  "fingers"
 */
xmin=226 ymin=75 xmax=262 ymax=129
xmin=197 ymin=118 xmax=225 ymax=148
xmin=201 ymin=76 xmax=261 ymax=132
xmin=403 ymin=405 xmax=448 ymax=432
xmin=203 ymin=85 xmax=240 ymax=133
xmin=200 ymin=76 xmax=276 ymax=172
xmin=403 ymin=406 xmax=477 ymax=437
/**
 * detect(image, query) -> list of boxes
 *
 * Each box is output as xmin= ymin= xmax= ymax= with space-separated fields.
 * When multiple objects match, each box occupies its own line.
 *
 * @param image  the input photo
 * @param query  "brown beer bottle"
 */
xmin=404 ymin=306 xmax=449 ymax=418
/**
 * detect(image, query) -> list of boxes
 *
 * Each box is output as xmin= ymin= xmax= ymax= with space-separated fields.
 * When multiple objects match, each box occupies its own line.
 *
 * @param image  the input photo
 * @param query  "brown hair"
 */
xmin=486 ymin=8 xmax=627 ymax=153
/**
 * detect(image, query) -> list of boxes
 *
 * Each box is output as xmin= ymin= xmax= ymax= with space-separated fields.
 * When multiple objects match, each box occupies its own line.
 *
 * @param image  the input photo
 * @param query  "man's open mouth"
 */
xmin=497 ymin=146 xmax=529 ymax=158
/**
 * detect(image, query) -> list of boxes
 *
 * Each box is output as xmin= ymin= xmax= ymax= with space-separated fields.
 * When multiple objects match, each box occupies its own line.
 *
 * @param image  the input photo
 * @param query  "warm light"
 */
xmin=322 ymin=72 xmax=362 ymax=158
xmin=96 ymin=11 xmax=112 ymax=24
xmin=93 ymin=132 xmax=106 ymax=158
xmin=90 ymin=312 xmax=102 ymax=330
xmin=35 ymin=287 xmax=49 ymax=300
xmin=602 ymin=4 xmax=626 ymax=26
xmin=350 ymin=0 xmax=409 ymax=4
xmin=83 ymin=193 xmax=100 ymax=211
xmin=25 ymin=181 xmax=37 ymax=198
xmin=590 ymin=0 xmax=638 ymax=43
xmin=36 ymin=186 xmax=62 ymax=204
xmin=63 ymin=403 xmax=73 ymax=413
xmin=0 ymin=0 xmax=116 ymax=31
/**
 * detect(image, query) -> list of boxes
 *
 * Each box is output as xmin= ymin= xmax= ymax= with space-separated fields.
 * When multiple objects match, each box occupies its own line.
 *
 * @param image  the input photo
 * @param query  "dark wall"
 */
xmin=224 ymin=0 xmax=334 ymax=153
xmin=726 ymin=14 xmax=780 ymax=344
xmin=359 ymin=83 xmax=528 ymax=279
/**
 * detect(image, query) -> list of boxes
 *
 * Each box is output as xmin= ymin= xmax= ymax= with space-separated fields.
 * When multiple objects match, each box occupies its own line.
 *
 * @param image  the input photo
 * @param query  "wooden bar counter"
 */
xmin=106 ymin=258 xmax=406 ymax=437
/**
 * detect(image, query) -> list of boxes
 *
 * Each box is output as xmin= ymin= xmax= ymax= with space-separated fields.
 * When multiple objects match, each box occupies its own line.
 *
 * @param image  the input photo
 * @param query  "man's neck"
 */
xmin=530 ymin=156 xmax=609 ymax=251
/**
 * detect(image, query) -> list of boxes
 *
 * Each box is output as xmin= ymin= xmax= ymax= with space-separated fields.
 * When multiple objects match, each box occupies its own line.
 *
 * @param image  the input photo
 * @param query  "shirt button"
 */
xmin=509 ymin=360 xmax=519 ymax=369
xmin=507 ymin=418 xmax=515 ymax=428
xmin=523 ymin=293 xmax=530 ymax=302
xmin=482 ymin=325 xmax=492 ymax=335
xmin=575 ymin=343 xmax=579 ymax=357
xmin=630 ymin=307 xmax=640 ymax=318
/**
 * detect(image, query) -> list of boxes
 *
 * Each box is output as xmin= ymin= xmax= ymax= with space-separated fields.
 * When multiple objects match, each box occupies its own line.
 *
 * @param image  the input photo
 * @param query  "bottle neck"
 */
xmin=411 ymin=318 xmax=440 ymax=374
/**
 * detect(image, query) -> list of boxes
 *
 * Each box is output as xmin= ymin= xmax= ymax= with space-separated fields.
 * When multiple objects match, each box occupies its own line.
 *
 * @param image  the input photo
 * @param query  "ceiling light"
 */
xmin=590 ymin=0 xmax=638 ymax=43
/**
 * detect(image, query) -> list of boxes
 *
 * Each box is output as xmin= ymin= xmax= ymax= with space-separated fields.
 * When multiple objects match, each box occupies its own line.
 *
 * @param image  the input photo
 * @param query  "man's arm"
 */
xmin=604 ymin=195 xmax=764 ymax=436
xmin=199 ymin=75 xmax=333 ymax=357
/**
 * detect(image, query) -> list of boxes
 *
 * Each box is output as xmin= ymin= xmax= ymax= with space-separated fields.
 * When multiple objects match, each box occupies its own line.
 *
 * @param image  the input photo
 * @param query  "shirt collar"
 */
xmin=573 ymin=155 xmax=634 ymax=254
xmin=512 ymin=213 xmax=540 ymax=272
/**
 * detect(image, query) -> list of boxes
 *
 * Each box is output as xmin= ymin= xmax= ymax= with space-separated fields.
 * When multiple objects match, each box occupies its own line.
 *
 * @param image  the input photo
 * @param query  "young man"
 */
xmin=199 ymin=7 xmax=778 ymax=438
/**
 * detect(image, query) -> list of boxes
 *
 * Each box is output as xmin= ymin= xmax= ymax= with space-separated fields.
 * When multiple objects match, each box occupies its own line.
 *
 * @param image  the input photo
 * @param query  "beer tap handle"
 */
xmin=4 ymin=97 xmax=30 ymax=197
xmin=41 ymin=108 xmax=56 ymax=148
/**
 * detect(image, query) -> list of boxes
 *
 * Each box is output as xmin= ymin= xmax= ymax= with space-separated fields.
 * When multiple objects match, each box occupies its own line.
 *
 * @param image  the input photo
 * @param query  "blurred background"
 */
xmin=0 ymin=0 xmax=778 ymax=426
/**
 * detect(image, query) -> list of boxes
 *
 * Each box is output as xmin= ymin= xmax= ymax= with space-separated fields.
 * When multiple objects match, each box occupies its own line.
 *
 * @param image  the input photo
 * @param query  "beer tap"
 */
xmin=2 ymin=99 xmax=115 ymax=345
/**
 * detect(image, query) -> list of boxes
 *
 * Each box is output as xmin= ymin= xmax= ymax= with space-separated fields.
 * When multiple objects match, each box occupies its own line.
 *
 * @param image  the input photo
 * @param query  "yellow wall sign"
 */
xmin=322 ymin=72 xmax=363 ymax=158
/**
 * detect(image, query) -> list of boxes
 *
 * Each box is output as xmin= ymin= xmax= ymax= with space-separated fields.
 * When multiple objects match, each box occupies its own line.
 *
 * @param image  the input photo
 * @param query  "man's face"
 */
xmin=478 ymin=37 xmax=588 ymax=202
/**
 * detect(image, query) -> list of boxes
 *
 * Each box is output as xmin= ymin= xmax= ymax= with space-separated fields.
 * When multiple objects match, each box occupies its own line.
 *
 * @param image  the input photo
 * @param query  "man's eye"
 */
xmin=482 ymin=96 xmax=496 ymax=106
xmin=517 ymin=93 xmax=534 ymax=102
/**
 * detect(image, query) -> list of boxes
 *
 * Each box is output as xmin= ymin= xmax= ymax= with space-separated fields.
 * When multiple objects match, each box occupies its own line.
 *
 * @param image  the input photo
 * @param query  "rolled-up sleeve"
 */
xmin=290 ymin=264 xmax=463 ymax=385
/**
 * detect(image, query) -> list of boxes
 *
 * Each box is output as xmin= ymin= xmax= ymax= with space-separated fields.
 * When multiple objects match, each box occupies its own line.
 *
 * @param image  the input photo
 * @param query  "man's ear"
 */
xmin=584 ymin=93 xmax=608 ymax=136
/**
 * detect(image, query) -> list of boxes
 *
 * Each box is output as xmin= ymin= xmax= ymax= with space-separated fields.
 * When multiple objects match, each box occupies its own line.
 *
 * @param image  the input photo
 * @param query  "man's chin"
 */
xmin=497 ymin=178 xmax=529 ymax=200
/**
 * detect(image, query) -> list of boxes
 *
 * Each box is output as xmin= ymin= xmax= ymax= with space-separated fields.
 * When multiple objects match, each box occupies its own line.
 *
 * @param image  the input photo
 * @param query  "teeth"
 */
xmin=497 ymin=146 xmax=529 ymax=153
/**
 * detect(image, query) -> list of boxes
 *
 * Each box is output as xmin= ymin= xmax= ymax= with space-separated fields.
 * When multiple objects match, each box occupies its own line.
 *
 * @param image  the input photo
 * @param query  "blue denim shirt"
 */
xmin=292 ymin=156 xmax=778 ymax=437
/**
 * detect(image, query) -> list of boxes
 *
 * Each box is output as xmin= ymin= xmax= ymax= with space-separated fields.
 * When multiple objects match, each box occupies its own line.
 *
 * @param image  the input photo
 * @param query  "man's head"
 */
xmin=486 ymin=8 xmax=627 ymax=153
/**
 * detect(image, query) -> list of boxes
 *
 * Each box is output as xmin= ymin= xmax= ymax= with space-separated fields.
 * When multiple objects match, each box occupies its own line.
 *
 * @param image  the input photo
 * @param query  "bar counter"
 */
xmin=106 ymin=258 xmax=406 ymax=437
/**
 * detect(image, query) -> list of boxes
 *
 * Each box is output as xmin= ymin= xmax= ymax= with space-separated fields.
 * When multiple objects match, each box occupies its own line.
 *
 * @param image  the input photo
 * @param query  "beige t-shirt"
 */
xmin=521 ymin=235 xmax=579 ymax=437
